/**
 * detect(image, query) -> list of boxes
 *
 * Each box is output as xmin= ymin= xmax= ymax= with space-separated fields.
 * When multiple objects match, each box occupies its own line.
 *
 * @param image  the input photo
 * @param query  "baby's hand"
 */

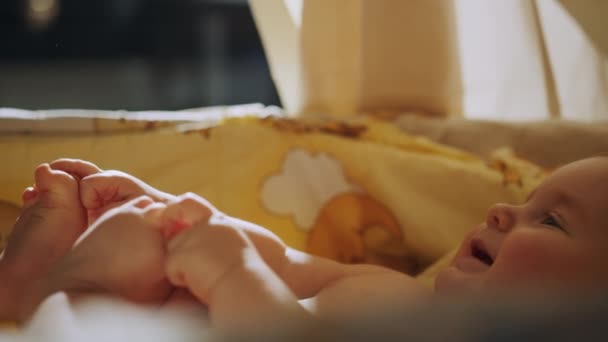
xmin=162 ymin=195 xmax=258 ymax=304
xmin=162 ymin=195 xmax=306 ymax=330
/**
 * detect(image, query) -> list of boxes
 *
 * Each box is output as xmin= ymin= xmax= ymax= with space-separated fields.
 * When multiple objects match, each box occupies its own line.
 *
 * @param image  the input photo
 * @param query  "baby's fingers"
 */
xmin=165 ymin=225 xmax=203 ymax=287
xmin=165 ymin=255 xmax=213 ymax=305
xmin=165 ymin=223 xmax=254 ymax=305
xmin=165 ymin=250 xmax=189 ymax=288
xmin=165 ymin=223 xmax=219 ymax=303
xmin=160 ymin=193 xmax=216 ymax=240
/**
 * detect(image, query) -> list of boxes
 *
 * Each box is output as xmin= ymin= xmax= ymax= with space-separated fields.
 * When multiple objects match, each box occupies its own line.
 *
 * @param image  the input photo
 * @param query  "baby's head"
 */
xmin=436 ymin=157 xmax=608 ymax=295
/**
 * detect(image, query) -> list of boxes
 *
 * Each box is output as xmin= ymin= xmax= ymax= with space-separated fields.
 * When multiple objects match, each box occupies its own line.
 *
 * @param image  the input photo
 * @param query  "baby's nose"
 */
xmin=486 ymin=203 xmax=517 ymax=232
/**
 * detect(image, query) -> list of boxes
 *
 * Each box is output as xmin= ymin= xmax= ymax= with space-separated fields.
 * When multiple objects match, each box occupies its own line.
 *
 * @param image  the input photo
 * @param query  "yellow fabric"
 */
xmin=0 ymin=117 xmax=542 ymax=276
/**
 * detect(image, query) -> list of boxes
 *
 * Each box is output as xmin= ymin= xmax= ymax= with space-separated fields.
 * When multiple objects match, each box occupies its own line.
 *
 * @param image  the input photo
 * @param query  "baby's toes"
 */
xmin=49 ymin=158 xmax=103 ymax=179
xmin=34 ymin=164 xmax=80 ymax=206
xmin=21 ymin=187 xmax=39 ymax=208
xmin=79 ymin=171 xmax=145 ymax=210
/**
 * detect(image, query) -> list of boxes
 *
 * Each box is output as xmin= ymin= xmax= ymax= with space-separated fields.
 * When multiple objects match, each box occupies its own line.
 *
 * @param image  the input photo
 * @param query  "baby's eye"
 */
xmin=541 ymin=214 xmax=563 ymax=230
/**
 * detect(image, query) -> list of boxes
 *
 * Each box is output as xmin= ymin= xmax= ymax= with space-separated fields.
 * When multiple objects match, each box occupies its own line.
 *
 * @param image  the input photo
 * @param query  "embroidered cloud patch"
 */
xmin=260 ymin=148 xmax=358 ymax=230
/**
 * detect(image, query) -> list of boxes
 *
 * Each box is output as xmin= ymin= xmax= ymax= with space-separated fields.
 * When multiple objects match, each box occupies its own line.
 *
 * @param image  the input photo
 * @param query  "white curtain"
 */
xmin=457 ymin=0 xmax=608 ymax=121
xmin=250 ymin=0 xmax=608 ymax=121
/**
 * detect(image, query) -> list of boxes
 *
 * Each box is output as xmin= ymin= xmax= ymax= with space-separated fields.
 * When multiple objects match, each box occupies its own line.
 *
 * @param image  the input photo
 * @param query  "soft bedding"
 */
xmin=0 ymin=110 xmax=543 ymax=278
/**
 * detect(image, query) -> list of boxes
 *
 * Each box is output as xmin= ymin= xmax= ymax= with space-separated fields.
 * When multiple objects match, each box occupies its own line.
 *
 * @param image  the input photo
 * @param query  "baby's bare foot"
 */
xmin=51 ymin=158 xmax=175 ymax=225
xmin=49 ymin=158 xmax=102 ymax=180
xmin=1 ymin=164 xmax=87 ymax=281
xmin=50 ymin=197 xmax=172 ymax=304
xmin=80 ymin=170 xmax=175 ymax=224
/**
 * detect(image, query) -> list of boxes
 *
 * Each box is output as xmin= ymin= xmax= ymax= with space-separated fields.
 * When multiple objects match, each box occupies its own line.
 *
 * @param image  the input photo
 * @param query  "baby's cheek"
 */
xmin=486 ymin=230 xmax=588 ymax=288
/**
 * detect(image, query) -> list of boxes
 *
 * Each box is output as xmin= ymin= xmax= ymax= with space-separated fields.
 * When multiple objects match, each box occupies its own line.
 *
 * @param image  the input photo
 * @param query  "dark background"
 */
xmin=0 ymin=0 xmax=281 ymax=110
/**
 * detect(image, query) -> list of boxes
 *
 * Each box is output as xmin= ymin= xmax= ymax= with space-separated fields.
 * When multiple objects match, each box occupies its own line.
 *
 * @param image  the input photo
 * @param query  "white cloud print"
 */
xmin=261 ymin=148 xmax=359 ymax=230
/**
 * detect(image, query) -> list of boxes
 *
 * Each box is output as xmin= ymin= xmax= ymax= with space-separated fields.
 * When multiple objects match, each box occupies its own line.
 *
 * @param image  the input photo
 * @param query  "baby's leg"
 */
xmin=11 ymin=196 xmax=173 ymax=322
xmin=0 ymin=164 xmax=87 ymax=320
xmin=1 ymin=164 xmax=87 ymax=277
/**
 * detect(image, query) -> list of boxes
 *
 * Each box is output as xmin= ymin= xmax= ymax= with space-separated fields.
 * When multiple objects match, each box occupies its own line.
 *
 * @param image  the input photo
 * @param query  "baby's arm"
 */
xmin=213 ymin=218 xmax=430 ymax=313
xmin=166 ymin=216 xmax=306 ymax=331
xmin=165 ymin=196 xmax=430 ymax=321
xmin=50 ymin=161 xmax=428 ymax=314
xmin=282 ymin=249 xmax=431 ymax=316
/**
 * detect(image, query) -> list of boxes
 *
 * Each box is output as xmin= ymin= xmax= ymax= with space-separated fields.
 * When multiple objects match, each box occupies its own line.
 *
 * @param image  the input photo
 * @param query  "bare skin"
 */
xmin=61 ymin=159 xmax=430 ymax=320
xmin=162 ymin=197 xmax=428 ymax=330
xmin=77 ymin=156 xmax=608 ymax=326
xmin=48 ymin=158 xmax=174 ymax=225
xmin=436 ymin=157 xmax=608 ymax=295
xmin=0 ymin=159 xmax=177 ymax=321
xmin=12 ymin=157 xmax=608 ymax=330
xmin=0 ymin=164 xmax=87 ymax=320
xmin=1 ymin=159 xmax=430 ymax=326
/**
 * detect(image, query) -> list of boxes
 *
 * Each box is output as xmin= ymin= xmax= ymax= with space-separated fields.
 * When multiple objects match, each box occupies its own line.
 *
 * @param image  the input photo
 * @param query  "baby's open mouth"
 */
xmin=471 ymin=240 xmax=494 ymax=266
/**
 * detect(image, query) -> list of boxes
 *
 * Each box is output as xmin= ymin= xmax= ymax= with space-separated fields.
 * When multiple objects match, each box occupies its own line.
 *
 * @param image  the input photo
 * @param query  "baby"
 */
xmin=1 ymin=156 xmax=608 ymax=331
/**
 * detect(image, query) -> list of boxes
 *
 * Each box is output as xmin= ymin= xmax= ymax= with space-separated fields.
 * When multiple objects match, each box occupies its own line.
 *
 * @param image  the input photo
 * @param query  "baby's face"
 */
xmin=436 ymin=157 xmax=608 ymax=294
